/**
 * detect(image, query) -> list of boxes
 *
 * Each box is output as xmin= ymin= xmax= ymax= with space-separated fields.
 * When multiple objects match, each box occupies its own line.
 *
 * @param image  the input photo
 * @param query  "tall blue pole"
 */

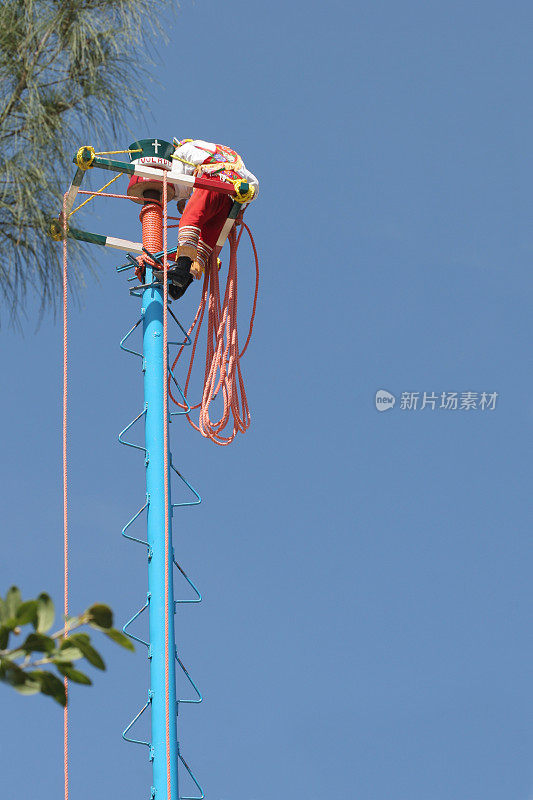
xmin=143 ymin=264 xmax=179 ymax=800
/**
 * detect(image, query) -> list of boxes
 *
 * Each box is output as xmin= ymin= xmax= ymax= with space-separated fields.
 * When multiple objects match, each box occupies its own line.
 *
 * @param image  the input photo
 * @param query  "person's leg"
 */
xmin=177 ymin=188 xmax=213 ymax=261
xmin=192 ymin=193 xmax=233 ymax=274
xmin=166 ymin=188 xmax=211 ymax=297
xmin=172 ymin=188 xmax=232 ymax=294
xmin=179 ymin=190 xmax=233 ymax=253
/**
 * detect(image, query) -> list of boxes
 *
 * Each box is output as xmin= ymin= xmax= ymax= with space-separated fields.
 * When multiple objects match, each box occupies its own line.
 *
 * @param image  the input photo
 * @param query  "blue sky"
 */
xmin=2 ymin=1 xmax=532 ymax=798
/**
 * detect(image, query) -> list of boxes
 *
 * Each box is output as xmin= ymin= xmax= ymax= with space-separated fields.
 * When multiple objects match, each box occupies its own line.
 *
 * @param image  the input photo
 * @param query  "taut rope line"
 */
xmin=62 ymin=193 xmax=69 ymax=800
xmin=162 ymin=171 xmax=172 ymax=800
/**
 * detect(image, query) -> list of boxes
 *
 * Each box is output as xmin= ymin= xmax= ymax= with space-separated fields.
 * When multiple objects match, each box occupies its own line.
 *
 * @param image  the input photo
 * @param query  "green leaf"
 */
xmin=30 ymin=670 xmax=66 ymax=706
xmin=0 ymin=658 xmax=26 ymax=687
xmin=16 ymin=600 xmax=38 ymax=627
xmin=0 ymin=658 xmax=41 ymax=695
xmin=68 ymin=633 xmax=105 ymax=670
xmin=0 ymin=618 xmax=20 ymax=634
xmin=36 ymin=593 xmax=55 ymax=633
xmin=56 ymin=664 xmax=92 ymax=685
xmin=70 ymin=632 xmax=89 ymax=644
xmin=13 ymin=677 xmax=41 ymax=696
xmin=0 ymin=598 xmax=6 ymax=624
xmin=54 ymin=643 xmax=84 ymax=662
xmin=0 ymin=625 xmax=10 ymax=650
xmin=87 ymin=603 xmax=113 ymax=630
xmin=21 ymin=632 xmax=55 ymax=653
xmin=105 ymin=628 xmax=135 ymax=651
xmin=5 ymin=587 xmax=21 ymax=619
xmin=5 ymin=649 xmax=24 ymax=661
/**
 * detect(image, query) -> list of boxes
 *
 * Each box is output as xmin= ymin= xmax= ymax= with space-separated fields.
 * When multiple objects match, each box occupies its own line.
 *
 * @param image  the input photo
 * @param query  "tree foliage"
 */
xmin=0 ymin=0 xmax=168 ymax=320
xmin=0 ymin=586 xmax=134 ymax=706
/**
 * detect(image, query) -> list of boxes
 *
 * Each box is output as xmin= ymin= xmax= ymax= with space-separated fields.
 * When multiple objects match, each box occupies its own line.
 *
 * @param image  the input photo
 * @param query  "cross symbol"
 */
xmin=152 ymin=139 xmax=160 ymax=154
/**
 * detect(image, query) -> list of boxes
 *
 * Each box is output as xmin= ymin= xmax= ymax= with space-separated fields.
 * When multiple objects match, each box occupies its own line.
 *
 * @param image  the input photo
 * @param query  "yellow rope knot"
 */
xmin=49 ymin=218 xmax=65 ymax=241
xmin=232 ymin=180 xmax=255 ymax=204
xmin=76 ymin=146 xmax=96 ymax=170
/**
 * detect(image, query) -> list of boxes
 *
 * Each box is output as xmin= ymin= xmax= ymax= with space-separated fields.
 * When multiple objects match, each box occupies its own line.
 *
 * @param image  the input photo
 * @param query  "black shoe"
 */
xmin=155 ymin=257 xmax=193 ymax=300
xmin=168 ymin=276 xmax=192 ymax=299
xmin=167 ymin=262 xmax=193 ymax=299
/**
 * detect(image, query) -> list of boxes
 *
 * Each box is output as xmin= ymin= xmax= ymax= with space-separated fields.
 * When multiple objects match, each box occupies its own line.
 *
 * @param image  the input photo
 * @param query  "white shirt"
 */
xmin=170 ymin=140 xmax=259 ymax=202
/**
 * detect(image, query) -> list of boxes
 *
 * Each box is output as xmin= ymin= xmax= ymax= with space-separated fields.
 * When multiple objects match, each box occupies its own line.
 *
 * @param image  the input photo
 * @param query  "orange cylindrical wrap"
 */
xmin=140 ymin=202 xmax=163 ymax=253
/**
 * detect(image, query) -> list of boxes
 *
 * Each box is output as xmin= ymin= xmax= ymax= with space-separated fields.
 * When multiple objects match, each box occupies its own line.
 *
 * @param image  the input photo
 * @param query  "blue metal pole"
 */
xmin=143 ymin=265 xmax=179 ymax=800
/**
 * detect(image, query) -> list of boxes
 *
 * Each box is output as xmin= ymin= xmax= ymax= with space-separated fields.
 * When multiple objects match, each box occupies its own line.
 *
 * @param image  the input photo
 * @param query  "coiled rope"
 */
xmin=168 ymin=219 xmax=259 ymax=445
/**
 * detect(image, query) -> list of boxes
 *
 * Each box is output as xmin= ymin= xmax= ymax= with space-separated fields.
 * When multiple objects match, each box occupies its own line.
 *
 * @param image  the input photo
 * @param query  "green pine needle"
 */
xmin=0 ymin=0 xmax=170 ymax=322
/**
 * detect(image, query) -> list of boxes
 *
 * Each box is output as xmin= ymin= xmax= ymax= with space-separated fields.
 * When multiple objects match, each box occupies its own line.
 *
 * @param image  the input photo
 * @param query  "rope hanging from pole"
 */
xmin=62 ymin=193 xmax=69 ymax=800
xmin=168 ymin=219 xmax=259 ymax=446
xmin=162 ymin=171 xmax=172 ymax=800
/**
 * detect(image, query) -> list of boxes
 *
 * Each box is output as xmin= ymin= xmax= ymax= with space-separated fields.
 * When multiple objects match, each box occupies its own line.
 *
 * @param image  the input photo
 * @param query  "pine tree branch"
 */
xmin=0 ymin=23 xmax=55 ymax=127
xmin=0 ymin=0 xmax=171 ymax=321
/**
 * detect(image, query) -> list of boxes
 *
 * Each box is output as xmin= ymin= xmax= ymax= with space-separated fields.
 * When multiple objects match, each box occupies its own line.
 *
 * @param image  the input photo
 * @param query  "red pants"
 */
xmin=178 ymin=186 xmax=233 ymax=267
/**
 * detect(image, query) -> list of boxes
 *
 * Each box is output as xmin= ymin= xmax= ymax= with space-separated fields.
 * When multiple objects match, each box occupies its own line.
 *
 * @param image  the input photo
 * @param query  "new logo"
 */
xmin=375 ymin=389 xmax=396 ymax=411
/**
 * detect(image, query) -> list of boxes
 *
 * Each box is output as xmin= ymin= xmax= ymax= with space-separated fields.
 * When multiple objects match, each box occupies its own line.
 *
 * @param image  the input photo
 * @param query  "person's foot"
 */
xmin=156 ymin=256 xmax=193 ymax=299
xmin=168 ymin=272 xmax=193 ymax=299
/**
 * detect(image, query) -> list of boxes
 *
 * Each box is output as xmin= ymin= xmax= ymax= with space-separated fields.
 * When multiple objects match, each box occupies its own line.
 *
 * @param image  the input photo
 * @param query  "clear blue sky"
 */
xmin=2 ymin=1 xmax=532 ymax=798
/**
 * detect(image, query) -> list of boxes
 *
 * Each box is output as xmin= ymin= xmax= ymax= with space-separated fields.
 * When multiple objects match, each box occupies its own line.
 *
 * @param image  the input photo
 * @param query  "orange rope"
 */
xmin=140 ymin=203 xmax=163 ymax=252
xmin=236 ymin=220 xmax=259 ymax=359
xmin=62 ymin=194 xmax=69 ymax=800
xmin=168 ymin=219 xmax=259 ymax=445
xmin=162 ymin=172 xmax=171 ymax=800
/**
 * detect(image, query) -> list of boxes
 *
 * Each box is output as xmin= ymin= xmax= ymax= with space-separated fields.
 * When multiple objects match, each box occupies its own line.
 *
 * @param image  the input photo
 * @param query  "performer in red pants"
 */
xmin=166 ymin=139 xmax=259 ymax=299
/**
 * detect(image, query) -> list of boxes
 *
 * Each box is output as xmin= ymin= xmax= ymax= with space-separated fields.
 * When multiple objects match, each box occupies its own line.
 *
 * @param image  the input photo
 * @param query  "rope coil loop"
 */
xmin=168 ymin=219 xmax=259 ymax=445
xmin=76 ymin=145 xmax=96 ymax=171
xmin=232 ymin=180 xmax=255 ymax=203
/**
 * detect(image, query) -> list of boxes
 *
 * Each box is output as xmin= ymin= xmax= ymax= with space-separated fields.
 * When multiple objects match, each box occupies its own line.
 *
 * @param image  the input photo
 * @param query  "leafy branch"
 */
xmin=0 ymin=586 xmax=133 ymax=706
xmin=0 ymin=0 xmax=170 ymax=321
